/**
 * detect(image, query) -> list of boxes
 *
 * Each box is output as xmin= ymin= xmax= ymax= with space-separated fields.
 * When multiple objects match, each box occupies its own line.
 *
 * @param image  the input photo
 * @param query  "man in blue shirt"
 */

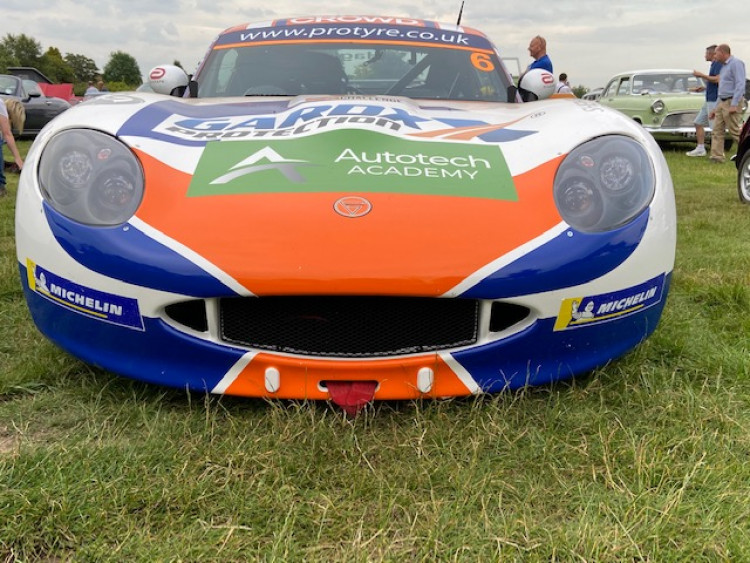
xmin=527 ymin=36 xmax=553 ymax=73
xmin=687 ymin=45 xmax=722 ymax=157
xmin=709 ymin=44 xmax=747 ymax=163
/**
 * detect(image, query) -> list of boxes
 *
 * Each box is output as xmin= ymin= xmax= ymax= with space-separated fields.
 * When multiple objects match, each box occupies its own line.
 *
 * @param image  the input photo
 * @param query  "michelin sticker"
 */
xmin=554 ymin=274 xmax=666 ymax=331
xmin=188 ymin=128 xmax=516 ymax=200
xmin=27 ymin=260 xmax=144 ymax=331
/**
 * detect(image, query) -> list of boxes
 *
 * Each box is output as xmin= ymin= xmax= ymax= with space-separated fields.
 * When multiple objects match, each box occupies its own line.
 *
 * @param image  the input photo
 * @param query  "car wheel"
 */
xmin=738 ymin=151 xmax=750 ymax=204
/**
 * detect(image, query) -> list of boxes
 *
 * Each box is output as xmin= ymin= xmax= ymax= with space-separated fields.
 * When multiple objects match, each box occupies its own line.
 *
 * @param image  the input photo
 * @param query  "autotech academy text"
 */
xmin=335 ymin=149 xmax=492 ymax=179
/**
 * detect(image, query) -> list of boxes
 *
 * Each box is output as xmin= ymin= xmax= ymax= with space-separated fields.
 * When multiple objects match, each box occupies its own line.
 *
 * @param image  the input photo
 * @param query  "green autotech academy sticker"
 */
xmin=188 ymin=129 xmax=516 ymax=200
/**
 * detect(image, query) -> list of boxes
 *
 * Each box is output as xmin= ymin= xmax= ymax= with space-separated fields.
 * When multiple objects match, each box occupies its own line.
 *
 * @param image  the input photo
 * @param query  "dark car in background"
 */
xmin=735 ymin=117 xmax=750 ymax=203
xmin=0 ymin=74 xmax=71 ymax=136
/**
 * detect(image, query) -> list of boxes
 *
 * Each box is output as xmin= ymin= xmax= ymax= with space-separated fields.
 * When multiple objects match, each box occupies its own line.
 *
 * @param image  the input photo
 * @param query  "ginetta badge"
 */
xmin=334 ymin=196 xmax=372 ymax=218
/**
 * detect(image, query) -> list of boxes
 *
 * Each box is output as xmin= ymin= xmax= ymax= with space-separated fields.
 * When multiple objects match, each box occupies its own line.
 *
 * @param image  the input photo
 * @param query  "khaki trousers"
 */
xmin=710 ymin=98 xmax=745 ymax=160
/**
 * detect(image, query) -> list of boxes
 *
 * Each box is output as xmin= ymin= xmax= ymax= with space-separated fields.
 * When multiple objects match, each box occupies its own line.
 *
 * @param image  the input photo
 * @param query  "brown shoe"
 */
xmin=709 ymin=156 xmax=725 ymax=164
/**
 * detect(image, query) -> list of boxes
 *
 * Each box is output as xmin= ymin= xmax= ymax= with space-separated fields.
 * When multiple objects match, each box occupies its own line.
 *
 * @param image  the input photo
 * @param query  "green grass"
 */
xmin=2 ymin=140 xmax=750 ymax=561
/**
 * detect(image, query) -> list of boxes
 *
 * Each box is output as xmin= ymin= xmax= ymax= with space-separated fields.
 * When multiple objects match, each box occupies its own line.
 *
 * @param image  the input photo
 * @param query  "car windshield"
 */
xmin=194 ymin=41 xmax=512 ymax=102
xmin=22 ymin=79 xmax=43 ymax=96
xmin=0 ymin=75 xmax=18 ymax=95
xmin=631 ymin=73 xmax=703 ymax=94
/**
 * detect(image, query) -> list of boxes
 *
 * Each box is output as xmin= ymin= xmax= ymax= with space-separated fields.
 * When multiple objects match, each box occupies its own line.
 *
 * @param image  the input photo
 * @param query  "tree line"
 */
xmin=0 ymin=33 xmax=143 ymax=94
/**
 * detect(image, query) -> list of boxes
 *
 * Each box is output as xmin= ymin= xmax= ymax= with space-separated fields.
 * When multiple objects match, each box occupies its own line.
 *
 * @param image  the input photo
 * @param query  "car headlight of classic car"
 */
xmin=39 ymin=129 xmax=144 ymax=226
xmin=650 ymin=99 xmax=665 ymax=114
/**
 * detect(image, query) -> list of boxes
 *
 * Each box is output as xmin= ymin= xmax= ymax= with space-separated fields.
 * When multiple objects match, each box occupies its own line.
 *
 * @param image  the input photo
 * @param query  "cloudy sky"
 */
xmin=1 ymin=0 xmax=747 ymax=90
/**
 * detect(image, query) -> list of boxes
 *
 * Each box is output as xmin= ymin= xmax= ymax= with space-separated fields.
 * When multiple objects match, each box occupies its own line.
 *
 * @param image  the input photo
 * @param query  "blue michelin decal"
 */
xmin=26 ymin=259 xmax=144 ymax=331
xmin=554 ymin=274 xmax=666 ymax=331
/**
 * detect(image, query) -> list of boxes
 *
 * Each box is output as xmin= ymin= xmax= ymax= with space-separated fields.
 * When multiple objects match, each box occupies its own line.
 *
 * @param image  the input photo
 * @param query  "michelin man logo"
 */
xmin=571 ymin=300 xmax=595 ymax=320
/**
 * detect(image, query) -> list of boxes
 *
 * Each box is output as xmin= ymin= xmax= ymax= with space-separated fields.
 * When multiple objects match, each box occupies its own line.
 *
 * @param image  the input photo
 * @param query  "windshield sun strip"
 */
xmin=212 ymin=39 xmax=496 ymax=54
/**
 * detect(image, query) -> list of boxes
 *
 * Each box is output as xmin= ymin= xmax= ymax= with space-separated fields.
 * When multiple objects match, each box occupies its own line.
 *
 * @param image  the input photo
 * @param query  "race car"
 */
xmin=16 ymin=16 xmax=676 ymax=414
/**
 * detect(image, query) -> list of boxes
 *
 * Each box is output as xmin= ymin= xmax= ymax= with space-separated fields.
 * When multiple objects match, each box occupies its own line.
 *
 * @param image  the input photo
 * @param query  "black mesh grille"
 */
xmin=219 ymin=296 xmax=480 ymax=357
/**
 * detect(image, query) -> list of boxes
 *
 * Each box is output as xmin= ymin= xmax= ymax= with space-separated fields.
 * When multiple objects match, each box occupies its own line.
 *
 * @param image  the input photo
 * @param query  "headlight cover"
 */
xmin=39 ymin=129 xmax=144 ymax=226
xmin=651 ymin=99 xmax=665 ymax=114
xmin=553 ymin=136 xmax=655 ymax=232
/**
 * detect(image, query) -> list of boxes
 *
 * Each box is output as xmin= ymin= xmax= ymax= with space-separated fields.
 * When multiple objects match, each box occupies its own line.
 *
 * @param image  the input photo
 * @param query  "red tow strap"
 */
xmin=326 ymin=381 xmax=377 ymax=416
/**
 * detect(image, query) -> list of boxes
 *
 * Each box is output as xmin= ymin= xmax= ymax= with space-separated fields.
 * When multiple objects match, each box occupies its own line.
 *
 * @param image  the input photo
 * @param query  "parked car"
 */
xmin=734 ymin=117 xmax=750 ymax=203
xmin=15 ymin=16 xmax=677 ymax=414
xmin=582 ymin=87 xmax=603 ymax=101
xmin=598 ymin=69 xmax=710 ymax=143
xmin=0 ymin=74 xmax=71 ymax=136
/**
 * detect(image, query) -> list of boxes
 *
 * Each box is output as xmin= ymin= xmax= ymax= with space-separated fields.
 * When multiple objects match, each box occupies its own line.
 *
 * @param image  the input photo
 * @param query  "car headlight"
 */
xmin=651 ymin=100 xmax=665 ymax=114
xmin=39 ymin=129 xmax=144 ymax=226
xmin=553 ymin=136 xmax=655 ymax=232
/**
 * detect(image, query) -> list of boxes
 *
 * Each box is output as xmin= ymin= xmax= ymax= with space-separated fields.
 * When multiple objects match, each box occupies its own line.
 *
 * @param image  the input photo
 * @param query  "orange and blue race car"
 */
xmin=16 ymin=16 xmax=676 ymax=414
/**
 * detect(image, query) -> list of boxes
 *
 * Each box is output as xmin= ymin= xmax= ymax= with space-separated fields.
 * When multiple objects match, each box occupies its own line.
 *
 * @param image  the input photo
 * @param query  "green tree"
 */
xmin=64 ymin=53 xmax=100 ymax=82
xmin=572 ymin=85 xmax=588 ymax=98
xmin=39 ymin=47 xmax=75 ymax=83
xmin=1 ymin=33 xmax=43 ymax=67
xmin=103 ymin=51 xmax=142 ymax=86
xmin=0 ymin=44 xmax=12 ymax=73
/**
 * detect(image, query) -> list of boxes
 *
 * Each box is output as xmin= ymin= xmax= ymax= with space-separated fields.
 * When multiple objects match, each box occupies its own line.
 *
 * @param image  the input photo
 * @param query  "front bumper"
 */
xmin=20 ymin=261 xmax=672 ymax=400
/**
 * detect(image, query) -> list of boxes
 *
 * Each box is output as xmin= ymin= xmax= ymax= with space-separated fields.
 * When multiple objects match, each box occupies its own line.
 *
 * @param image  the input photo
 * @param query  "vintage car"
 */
xmin=598 ymin=69 xmax=711 ymax=143
xmin=581 ymin=87 xmax=603 ymax=101
xmin=16 ymin=16 xmax=677 ymax=414
xmin=0 ymin=74 xmax=71 ymax=136
xmin=735 ymin=117 xmax=750 ymax=203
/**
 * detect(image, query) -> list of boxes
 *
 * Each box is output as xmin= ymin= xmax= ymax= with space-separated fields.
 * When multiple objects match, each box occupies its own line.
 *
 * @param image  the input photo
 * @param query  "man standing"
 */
xmin=527 ymin=36 xmax=553 ymax=73
xmin=686 ymin=45 xmax=721 ymax=157
xmin=709 ymin=44 xmax=746 ymax=163
xmin=556 ymin=73 xmax=573 ymax=94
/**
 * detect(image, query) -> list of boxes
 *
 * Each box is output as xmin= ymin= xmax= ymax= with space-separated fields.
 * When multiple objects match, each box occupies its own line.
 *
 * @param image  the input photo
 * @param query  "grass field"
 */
xmin=1 ymin=139 xmax=749 ymax=561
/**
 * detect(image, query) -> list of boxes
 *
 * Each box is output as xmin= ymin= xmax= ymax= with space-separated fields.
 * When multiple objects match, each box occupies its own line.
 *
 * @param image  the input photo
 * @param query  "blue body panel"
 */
xmin=20 ymin=263 xmax=671 ymax=394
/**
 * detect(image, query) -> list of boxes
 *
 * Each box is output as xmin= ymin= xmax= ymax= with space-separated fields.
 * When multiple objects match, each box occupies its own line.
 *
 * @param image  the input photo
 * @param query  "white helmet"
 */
xmin=518 ymin=68 xmax=556 ymax=101
xmin=147 ymin=65 xmax=189 ymax=96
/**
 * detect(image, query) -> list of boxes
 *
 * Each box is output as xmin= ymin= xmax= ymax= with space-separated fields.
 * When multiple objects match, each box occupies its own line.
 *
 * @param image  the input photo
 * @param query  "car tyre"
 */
xmin=738 ymin=150 xmax=750 ymax=204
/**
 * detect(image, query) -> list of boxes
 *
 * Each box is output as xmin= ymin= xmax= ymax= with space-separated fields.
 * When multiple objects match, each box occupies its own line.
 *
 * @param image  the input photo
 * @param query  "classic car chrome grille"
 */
xmin=661 ymin=112 xmax=698 ymax=128
xmin=164 ymin=297 xmax=531 ymax=358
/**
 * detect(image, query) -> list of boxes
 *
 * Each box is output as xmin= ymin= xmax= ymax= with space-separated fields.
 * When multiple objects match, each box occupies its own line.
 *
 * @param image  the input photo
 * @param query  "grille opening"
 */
xmin=165 ymin=300 xmax=208 ymax=332
xmin=220 ymin=296 xmax=480 ymax=357
xmin=489 ymin=302 xmax=531 ymax=332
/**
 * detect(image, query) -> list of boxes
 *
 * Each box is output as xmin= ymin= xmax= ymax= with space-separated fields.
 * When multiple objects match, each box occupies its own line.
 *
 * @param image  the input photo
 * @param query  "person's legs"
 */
xmin=709 ymin=100 xmax=728 ymax=162
xmin=687 ymin=102 xmax=709 ymax=156
xmin=726 ymin=98 xmax=745 ymax=146
xmin=0 ymin=139 xmax=6 ymax=196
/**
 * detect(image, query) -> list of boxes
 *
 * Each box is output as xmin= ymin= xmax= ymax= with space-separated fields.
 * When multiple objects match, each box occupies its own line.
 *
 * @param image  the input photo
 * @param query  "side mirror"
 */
xmin=148 ymin=65 xmax=189 ymax=96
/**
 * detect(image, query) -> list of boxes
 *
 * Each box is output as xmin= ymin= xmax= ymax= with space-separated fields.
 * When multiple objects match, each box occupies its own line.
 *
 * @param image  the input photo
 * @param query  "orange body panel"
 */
xmin=223 ymin=352 xmax=473 ymax=399
xmin=134 ymin=150 xmax=564 ymax=296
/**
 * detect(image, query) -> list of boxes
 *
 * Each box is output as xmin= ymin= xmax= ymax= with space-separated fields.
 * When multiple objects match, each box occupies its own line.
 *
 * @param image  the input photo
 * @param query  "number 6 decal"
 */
xmin=471 ymin=52 xmax=495 ymax=72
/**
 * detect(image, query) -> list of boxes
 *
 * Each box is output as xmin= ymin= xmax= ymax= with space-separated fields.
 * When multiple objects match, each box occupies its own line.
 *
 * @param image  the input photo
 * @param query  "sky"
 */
xmin=1 ymin=0 xmax=748 ymax=91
